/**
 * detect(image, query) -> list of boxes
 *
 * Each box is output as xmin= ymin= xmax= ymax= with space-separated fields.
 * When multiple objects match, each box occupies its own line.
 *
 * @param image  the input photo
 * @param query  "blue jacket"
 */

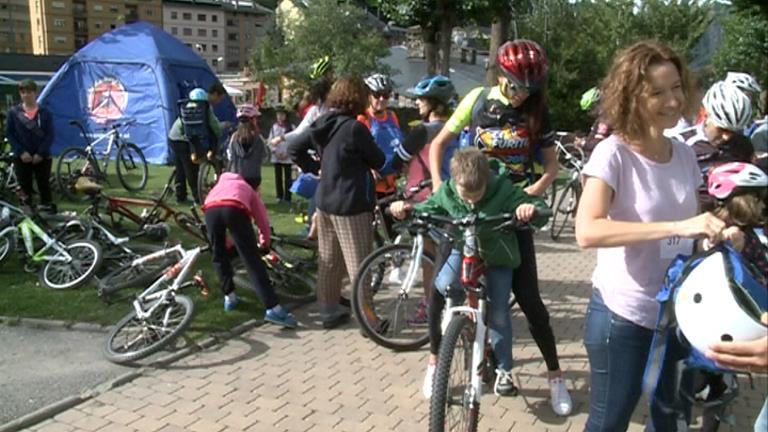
xmin=5 ymin=104 xmax=55 ymax=157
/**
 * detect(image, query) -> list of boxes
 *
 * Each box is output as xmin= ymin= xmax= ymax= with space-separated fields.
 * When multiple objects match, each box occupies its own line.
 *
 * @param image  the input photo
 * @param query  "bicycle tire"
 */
xmin=430 ymin=315 xmax=479 ymax=432
xmin=232 ymin=257 xmax=316 ymax=304
xmin=557 ymin=143 xmax=585 ymax=171
xmin=352 ymin=243 xmax=434 ymax=352
xmin=103 ymin=293 xmax=194 ymax=364
xmin=116 ymin=143 xmax=148 ymax=192
xmin=550 ymin=181 xmax=576 ymax=241
xmin=197 ymin=160 xmax=220 ymax=203
xmin=97 ymin=251 xmax=178 ymax=299
xmin=0 ymin=229 xmax=17 ymax=266
xmin=40 ymin=239 xmax=103 ymax=289
xmin=56 ymin=147 xmax=97 ymax=202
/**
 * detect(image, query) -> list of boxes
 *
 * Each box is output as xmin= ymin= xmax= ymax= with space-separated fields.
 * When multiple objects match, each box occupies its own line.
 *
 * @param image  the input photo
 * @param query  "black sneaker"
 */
xmin=494 ymin=370 xmax=518 ymax=397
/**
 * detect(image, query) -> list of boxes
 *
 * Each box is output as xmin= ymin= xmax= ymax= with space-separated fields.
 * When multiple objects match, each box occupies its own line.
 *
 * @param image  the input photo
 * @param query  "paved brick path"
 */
xmin=25 ymin=234 xmax=767 ymax=432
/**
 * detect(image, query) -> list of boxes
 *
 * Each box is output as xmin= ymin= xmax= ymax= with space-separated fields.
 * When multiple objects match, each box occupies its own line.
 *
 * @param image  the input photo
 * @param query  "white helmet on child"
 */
xmin=702 ymin=81 xmax=752 ymax=131
xmin=674 ymin=250 xmax=767 ymax=356
xmin=725 ymin=72 xmax=762 ymax=94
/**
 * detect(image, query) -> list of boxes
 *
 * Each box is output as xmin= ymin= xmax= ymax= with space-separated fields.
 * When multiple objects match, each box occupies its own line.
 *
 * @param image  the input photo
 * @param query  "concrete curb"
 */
xmin=0 ymin=317 xmax=262 ymax=431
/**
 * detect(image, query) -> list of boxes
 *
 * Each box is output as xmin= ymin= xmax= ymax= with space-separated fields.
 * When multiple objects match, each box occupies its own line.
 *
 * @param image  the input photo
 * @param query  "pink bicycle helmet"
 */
xmin=236 ymin=103 xmax=260 ymax=119
xmin=707 ymin=162 xmax=768 ymax=200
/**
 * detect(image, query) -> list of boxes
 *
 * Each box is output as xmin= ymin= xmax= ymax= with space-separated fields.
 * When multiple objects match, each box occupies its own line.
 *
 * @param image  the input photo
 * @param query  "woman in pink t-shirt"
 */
xmin=574 ymin=41 xmax=730 ymax=431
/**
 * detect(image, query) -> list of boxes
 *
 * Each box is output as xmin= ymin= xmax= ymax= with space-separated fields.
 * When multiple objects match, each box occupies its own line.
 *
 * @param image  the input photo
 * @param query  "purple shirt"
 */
xmin=583 ymin=135 xmax=702 ymax=329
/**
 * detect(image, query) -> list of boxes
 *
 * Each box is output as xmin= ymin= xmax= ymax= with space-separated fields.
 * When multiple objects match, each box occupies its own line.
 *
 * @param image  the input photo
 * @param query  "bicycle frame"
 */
xmin=71 ymin=119 xmax=135 ymax=177
xmin=130 ymin=245 xmax=200 ymax=320
xmin=0 ymin=217 xmax=72 ymax=263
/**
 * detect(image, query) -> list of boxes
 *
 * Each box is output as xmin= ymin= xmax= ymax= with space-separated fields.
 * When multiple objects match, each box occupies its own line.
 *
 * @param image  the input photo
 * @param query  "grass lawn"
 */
xmin=0 ymin=163 xmax=310 ymax=337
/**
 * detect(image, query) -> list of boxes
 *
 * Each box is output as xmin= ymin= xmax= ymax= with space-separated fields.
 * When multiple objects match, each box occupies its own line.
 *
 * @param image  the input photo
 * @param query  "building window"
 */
xmin=94 ymin=4 xmax=103 ymax=11
xmin=171 ymin=27 xmax=178 ymax=35
xmin=228 ymin=33 xmax=238 ymax=42
xmin=226 ymin=19 xmax=234 ymax=26
xmin=211 ymin=29 xmax=218 ymax=37
xmin=55 ymin=36 xmax=66 ymax=44
xmin=171 ymin=11 xmax=177 ymax=19
xmin=212 ymin=44 xmax=218 ymax=52
xmin=197 ymin=28 xmax=207 ymax=37
xmin=54 ymin=19 xmax=65 ymax=27
xmin=212 ymin=15 xmax=218 ymax=23
xmin=199 ymin=43 xmax=207 ymax=51
xmin=110 ymin=24 xmax=116 ymax=29
xmin=95 ymin=22 xmax=102 ymax=29
xmin=146 ymin=9 xmax=153 ymax=16
xmin=197 ymin=14 xmax=206 ymax=22
xmin=109 ymin=5 xmax=119 ymax=13
xmin=51 ymin=1 xmax=65 ymax=8
xmin=182 ymin=28 xmax=192 ymax=36
xmin=182 ymin=12 xmax=191 ymax=20
xmin=245 ymin=32 xmax=251 ymax=40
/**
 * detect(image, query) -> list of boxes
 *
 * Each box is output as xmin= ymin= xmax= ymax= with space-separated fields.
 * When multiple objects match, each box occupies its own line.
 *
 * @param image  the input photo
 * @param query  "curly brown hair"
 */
xmin=599 ymin=40 xmax=698 ymax=141
xmin=326 ymin=76 xmax=369 ymax=116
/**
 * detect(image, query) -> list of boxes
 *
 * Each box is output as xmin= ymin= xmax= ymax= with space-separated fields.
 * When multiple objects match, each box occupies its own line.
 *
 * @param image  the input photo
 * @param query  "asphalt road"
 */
xmin=0 ymin=325 xmax=131 ymax=426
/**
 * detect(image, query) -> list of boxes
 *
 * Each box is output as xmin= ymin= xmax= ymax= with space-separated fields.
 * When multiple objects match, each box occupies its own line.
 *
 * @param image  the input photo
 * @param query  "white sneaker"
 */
xmin=549 ymin=376 xmax=573 ymax=416
xmin=423 ymin=363 xmax=436 ymax=399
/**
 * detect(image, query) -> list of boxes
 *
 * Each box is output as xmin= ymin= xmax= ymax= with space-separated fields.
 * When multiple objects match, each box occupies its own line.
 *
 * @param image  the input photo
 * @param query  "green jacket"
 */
xmin=414 ymin=174 xmax=548 ymax=268
xmin=167 ymin=103 xmax=222 ymax=142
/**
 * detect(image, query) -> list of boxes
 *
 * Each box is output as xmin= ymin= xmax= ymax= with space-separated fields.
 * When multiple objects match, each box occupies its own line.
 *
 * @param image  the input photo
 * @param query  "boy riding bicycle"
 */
xmin=390 ymin=148 xmax=549 ymax=397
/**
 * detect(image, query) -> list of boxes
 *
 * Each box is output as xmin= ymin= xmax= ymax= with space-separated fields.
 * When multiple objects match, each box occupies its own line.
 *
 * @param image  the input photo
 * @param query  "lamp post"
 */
xmin=216 ymin=56 xmax=224 ymax=74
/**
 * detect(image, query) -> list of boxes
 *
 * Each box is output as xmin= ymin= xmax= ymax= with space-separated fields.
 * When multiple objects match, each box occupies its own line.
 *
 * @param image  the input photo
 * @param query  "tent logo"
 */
xmin=88 ymin=77 xmax=128 ymax=123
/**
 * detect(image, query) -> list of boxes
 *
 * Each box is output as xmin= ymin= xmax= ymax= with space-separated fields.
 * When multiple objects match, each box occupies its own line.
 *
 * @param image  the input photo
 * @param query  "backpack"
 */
xmin=178 ymin=99 xmax=210 ymax=141
xmin=642 ymin=243 xmax=767 ymax=422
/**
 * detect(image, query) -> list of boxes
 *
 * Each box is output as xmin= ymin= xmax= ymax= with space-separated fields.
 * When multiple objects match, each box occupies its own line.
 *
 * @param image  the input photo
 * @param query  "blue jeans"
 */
xmin=435 ymin=249 xmax=514 ymax=371
xmin=756 ymin=398 xmax=768 ymax=432
xmin=584 ymin=289 xmax=687 ymax=432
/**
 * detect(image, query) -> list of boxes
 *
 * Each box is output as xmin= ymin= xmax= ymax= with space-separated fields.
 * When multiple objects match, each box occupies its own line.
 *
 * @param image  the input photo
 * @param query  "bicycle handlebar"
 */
xmin=410 ymin=206 xmax=552 ymax=231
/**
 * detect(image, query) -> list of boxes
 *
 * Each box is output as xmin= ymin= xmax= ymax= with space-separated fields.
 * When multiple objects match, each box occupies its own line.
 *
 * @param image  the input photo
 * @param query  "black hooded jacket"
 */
xmin=288 ymin=111 xmax=385 ymax=215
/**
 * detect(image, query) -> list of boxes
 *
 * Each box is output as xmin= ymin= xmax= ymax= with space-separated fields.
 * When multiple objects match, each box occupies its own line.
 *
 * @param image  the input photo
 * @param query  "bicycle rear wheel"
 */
xmin=0 ymin=229 xmax=17 ymax=266
xmin=103 ymin=293 xmax=194 ymax=364
xmin=56 ymin=147 xmax=95 ymax=202
xmin=197 ymin=160 xmax=220 ymax=203
xmin=430 ymin=315 xmax=479 ymax=432
xmin=116 ymin=143 xmax=148 ymax=192
xmin=557 ymin=143 xmax=585 ymax=171
xmin=232 ymin=256 xmax=316 ymax=304
xmin=550 ymin=181 xmax=577 ymax=241
xmin=40 ymin=240 xmax=103 ymax=289
xmin=352 ymin=243 xmax=434 ymax=351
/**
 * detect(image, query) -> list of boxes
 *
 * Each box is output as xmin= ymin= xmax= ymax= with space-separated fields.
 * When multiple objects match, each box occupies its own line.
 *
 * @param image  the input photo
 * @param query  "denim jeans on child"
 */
xmin=584 ymin=289 xmax=690 ymax=432
xmin=434 ymin=249 xmax=514 ymax=371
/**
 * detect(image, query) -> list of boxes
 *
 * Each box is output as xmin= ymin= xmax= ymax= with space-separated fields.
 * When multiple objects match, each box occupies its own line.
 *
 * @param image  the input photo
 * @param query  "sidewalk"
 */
xmin=23 ymin=234 xmax=767 ymax=432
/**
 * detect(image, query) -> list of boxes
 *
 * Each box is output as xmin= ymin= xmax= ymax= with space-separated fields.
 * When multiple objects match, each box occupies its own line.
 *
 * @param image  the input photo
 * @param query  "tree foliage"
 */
xmin=250 ymin=0 xmax=389 ymax=91
xmin=712 ymin=4 xmax=768 ymax=88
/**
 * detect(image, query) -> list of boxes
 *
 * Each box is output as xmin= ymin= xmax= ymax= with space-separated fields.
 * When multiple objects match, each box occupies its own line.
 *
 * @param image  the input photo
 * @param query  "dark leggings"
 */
xmin=205 ymin=205 xmax=278 ymax=309
xmin=170 ymin=139 xmax=200 ymax=203
xmin=15 ymin=157 xmax=53 ymax=205
xmin=274 ymin=163 xmax=293 ymax=202
xmin=428 ymin=230 xmax=560 ymax=372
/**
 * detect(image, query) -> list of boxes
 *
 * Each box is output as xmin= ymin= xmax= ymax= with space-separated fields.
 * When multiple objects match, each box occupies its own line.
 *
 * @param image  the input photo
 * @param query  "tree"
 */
xmin=712 ymin=3 xmax=768 ymax=87
xmin=250 ymin=0 xmax=389 ymax=91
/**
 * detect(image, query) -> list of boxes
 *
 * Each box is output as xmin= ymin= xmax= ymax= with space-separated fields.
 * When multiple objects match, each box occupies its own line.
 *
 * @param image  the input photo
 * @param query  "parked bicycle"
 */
xmin=56 ymin=118 xmax=148 ymax=201
xmin=103 ymin=209 xmax=210 ymax=364
xmin=549 ymin=150 xmax=584 ymax=241
xmin=0 ymin=200 xmax=102 ymax=290
xmin=427 ymin=208 xmax=551 ymax=432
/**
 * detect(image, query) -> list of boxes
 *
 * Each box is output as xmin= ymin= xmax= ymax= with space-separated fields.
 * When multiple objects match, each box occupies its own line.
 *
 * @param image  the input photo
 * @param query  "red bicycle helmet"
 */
xmin=496 ymin=39 xmax=549 ymax=92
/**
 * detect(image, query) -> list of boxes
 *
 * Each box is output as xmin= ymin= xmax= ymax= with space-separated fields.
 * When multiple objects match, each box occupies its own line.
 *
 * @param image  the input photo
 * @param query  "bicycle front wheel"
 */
xmin=197 ymin=160 xmax=219 ymax=203
xmin=103 ymin=293 xmax=194 ymax=364
xmin=550 ymin=181 xmax=578 ymax=241
xmin=116 ymin=143 xmax=148 ymax=192
xmin=0 ymin=229 xmax=17 ymax=266
xmin=430 ymin=315 xmax=479 ymax=432
xmin=352 ymin=243 xmax=434 ymax=351
xmin=55 ymin=147 xmax=94 ymax=202
xmin=232 ymin=257 xmax=316 ymax=304
xmin=40 ymin=240 xmax=103 ymax=289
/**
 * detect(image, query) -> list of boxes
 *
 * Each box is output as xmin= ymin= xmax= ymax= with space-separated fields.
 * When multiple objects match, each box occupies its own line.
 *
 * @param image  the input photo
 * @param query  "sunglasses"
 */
xmin=502 ymin=79 xmax=532 ymax=96
xmin=372 ymin=91 xmax=391 ymax=100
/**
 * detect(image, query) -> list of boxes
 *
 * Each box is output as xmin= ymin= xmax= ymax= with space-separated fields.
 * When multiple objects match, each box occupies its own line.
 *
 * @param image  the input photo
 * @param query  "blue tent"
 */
xmin=38 ymin=21 xmax=236 ymax=164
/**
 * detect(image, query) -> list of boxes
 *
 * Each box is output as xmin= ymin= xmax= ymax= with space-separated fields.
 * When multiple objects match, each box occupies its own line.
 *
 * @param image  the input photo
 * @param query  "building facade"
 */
xmin=0 ymin=0 xmax=33 ymax=54
xmin=28 ymin=0 xmax=162 ymax=55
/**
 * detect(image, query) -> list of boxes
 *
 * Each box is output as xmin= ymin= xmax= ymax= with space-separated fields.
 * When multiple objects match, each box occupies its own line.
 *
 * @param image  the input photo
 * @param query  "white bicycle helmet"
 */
xmin=702 ymin=81 xmax=752 ymax=131
xmin=674 ymin=249 xmax=767 ymax=356
xmin=364 ymin=73 xmax=393 ymax=93
xmin=725 ymin=71 xmax=762 ymax=94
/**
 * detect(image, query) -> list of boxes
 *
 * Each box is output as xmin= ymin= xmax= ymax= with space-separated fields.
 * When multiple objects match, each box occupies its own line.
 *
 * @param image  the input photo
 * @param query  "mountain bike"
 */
xmin=0 ymin=201 xmax=102 ymax=290
xmin=103 ymin=210 xmax=210 ymax=364
xmin=56 ymin=118 xmax=148 ymax=201
xmin=427 ymin=208 xmax=551 ymax=432
xmin=549 ymin=152 xmax=584 ymax=241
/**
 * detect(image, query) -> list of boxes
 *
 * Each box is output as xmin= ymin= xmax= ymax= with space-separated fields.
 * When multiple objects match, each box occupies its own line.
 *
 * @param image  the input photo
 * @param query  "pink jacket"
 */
xmin=202 ymin=172 xmax=271 ymax=246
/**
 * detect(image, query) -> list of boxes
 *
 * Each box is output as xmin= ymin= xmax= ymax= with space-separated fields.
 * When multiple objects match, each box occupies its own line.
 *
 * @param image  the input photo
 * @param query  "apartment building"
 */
xmin=0 ymin=0 xmax=33 ymax=54
xmin=28 ymin=0 xmax=162 ymax=55
xmin=164 ymin=0 xmax=272 ymax=72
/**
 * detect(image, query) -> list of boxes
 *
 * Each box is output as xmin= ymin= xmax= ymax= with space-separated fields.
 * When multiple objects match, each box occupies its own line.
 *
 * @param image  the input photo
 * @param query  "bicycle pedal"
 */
xmin=193 ymin=272 xmax=210 ymax=298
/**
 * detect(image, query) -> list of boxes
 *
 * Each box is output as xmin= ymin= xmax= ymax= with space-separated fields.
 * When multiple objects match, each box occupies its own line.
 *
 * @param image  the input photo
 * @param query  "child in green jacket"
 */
xmin=390 ymin=147 xmax=548 ymax=398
